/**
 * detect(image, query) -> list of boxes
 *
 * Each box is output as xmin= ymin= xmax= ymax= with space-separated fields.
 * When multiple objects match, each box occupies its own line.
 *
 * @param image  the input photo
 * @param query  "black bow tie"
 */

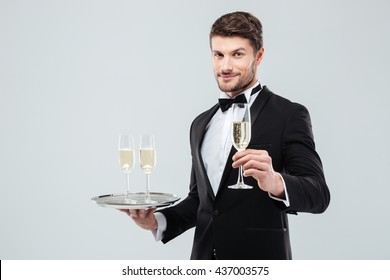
xmin=218 ymin=94 xmax=247 ymax=112
xmin=218 ymin=83 xmax=262 ymax=112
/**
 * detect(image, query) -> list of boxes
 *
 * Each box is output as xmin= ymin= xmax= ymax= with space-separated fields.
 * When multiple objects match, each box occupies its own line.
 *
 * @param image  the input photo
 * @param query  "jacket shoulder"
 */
xmin=263 ymin=86 xmax=309 ymax=114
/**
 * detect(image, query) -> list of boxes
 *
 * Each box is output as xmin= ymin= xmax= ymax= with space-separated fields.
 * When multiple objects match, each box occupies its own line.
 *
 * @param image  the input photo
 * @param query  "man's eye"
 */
xmin=234 ymin=52 xmax=243 ymax=57
xmin=214 ymin=53 xmax=223 ymax=58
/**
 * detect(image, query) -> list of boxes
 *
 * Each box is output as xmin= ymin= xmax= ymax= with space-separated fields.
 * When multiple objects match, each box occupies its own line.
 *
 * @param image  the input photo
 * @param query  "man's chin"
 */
xmin=217 ymin=81 xmax=238 ymax=93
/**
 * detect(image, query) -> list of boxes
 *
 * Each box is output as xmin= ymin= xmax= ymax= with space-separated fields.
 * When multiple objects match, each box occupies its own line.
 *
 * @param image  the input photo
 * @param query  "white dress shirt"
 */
xmin=153 ymin=82 xmax=289 ymax=241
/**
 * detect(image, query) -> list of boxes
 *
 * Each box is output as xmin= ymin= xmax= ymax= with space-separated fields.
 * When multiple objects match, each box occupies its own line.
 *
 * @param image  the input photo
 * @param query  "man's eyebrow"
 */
xmin=232 ymin=48 xmax=247 ymax=52
xmin=213 ymin=48 xmax=247 ymax=53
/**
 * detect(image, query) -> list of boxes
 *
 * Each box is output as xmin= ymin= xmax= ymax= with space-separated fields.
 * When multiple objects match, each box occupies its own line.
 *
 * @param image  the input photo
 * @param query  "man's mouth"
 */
xmin=219 ymin=73 xmax=238 ymax=81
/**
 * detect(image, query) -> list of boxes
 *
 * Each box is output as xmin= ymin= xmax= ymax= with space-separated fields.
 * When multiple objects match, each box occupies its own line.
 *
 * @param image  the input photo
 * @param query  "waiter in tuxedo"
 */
xmin=122 ymin=11 xmax=331 ymax=260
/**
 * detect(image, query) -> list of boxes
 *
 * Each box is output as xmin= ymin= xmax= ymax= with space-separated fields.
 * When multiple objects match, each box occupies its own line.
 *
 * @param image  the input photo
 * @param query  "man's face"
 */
xmin=211 ymin=36 xmax=264 ymax=97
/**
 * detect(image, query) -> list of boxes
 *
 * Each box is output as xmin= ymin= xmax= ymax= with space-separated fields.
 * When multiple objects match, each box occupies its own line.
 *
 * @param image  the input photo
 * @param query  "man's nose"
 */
xmin=221 ymin=57 xmax=233 ymax=72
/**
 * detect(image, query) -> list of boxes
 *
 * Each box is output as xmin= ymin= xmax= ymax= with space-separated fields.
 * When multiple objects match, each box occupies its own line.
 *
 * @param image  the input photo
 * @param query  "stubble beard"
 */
xmin=216 ymin=61 xmax=256 ymax=95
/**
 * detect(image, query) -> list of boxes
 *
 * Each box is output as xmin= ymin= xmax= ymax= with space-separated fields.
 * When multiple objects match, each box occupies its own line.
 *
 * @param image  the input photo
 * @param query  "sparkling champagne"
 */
xmin=140 ymin=148 xmax=156 ymax=174
xmin=232 ymin=121 xmax=251 ymax=151
xmin=119 ymin=149 xmax=134 ymax=172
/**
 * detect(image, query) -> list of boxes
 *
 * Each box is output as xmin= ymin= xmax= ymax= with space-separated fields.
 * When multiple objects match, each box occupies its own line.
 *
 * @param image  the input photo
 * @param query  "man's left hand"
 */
xmin=232 ymin=149 xmax=285 ymax=198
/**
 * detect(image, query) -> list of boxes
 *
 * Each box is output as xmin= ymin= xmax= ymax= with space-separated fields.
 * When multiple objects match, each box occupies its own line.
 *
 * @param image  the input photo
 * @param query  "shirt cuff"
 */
xmin=268 ymin=172 xmax=290 ymax=207
xmin=151 ymin=212 xmax=167 ymax=241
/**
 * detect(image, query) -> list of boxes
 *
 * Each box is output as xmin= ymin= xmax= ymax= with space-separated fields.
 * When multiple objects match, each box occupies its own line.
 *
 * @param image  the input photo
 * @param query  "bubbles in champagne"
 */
xmin=140 ymin=148 xmax=156 ymax=174
xmin=119 ymin=149 xmax=135 ymax=172
xmin=232 ymin=121 xmax=251 ymax=150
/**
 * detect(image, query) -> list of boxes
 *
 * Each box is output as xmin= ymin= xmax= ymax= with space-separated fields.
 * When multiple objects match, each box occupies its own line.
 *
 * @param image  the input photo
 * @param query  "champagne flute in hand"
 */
xmin=119 ymin=134 xmax=136 ymax=203
xmin=139 ymin=134 xmax=157 ymax=203
xmin=228 ymin=103 xmax=253 ymax=189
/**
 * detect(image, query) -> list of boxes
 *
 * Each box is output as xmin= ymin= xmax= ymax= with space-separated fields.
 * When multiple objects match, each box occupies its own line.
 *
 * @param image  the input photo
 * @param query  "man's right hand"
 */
xmin=119 ymin=208 xmax=158 ymax=231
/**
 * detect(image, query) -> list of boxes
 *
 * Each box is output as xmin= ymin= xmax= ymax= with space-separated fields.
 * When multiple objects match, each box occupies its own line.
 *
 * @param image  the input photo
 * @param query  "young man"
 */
xmin=122 ymin=11 xmax=330 ymax=260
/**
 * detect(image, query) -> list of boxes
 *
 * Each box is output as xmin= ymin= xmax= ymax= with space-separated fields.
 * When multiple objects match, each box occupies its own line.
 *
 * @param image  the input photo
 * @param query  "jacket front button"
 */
xmin=213 ymin=209 xmax=220 ymax=216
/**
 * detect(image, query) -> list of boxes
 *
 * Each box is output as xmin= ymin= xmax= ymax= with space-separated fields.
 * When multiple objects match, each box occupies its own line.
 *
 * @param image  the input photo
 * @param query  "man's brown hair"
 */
xmin=210 ymin=11 xmax=263 ymax=53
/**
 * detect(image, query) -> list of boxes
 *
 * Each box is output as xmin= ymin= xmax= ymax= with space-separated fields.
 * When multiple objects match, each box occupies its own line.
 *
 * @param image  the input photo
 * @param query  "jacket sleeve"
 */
xmin=280 ymin=103 xmax=331 ymax=214
xmin=159 ymin=164 xmax=199 ymax=243
xmin=158 ymin=119 xmax=201 ymax=243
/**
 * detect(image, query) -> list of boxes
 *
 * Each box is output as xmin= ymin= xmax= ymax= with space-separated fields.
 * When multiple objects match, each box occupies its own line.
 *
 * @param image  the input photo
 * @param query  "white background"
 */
xmin=1 ymin=0 xmax=389 ymax=259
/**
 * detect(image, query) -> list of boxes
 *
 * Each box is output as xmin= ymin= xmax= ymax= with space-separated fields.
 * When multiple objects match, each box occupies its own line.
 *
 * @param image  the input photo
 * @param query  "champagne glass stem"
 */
xmin=145 ymin=173 xmax=151 ymax=202
xmin=126 ymin=172 xmax=130 ymax=198
xmin=238 ymin=165 xmax=244 ymax=184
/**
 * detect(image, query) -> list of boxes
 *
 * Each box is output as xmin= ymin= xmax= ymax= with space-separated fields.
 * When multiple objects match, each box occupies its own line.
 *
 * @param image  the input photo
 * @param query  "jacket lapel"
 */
xmin=250 ymin=86 xmax=272 ymax=125
xmin=192 ymin=104 xmax=220 ymax=201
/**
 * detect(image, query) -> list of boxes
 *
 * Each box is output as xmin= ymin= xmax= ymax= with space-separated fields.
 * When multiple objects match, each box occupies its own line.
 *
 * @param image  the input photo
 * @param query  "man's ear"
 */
xmin=256 ymin=48 xmax=265 ymax=65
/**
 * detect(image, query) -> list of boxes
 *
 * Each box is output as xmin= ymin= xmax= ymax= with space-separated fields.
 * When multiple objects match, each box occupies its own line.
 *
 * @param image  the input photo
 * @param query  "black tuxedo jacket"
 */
xmin=159 ymin=86 xmax=330 ymax=260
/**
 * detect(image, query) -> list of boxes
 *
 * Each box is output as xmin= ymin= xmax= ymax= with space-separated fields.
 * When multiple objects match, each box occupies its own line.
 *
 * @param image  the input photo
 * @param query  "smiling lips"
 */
xmin=219 ymin=73 xmax=238 ymax=82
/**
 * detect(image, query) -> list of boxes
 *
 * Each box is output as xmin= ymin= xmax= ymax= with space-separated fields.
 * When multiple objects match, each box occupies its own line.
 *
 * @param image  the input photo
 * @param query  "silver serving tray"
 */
xmin=91 ymin=192 xmax=180 ymax=209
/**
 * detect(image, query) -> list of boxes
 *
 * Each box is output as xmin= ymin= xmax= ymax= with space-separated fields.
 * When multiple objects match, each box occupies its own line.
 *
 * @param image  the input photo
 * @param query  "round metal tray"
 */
xmin=91 ymin=192 xmax=180 ymax=209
